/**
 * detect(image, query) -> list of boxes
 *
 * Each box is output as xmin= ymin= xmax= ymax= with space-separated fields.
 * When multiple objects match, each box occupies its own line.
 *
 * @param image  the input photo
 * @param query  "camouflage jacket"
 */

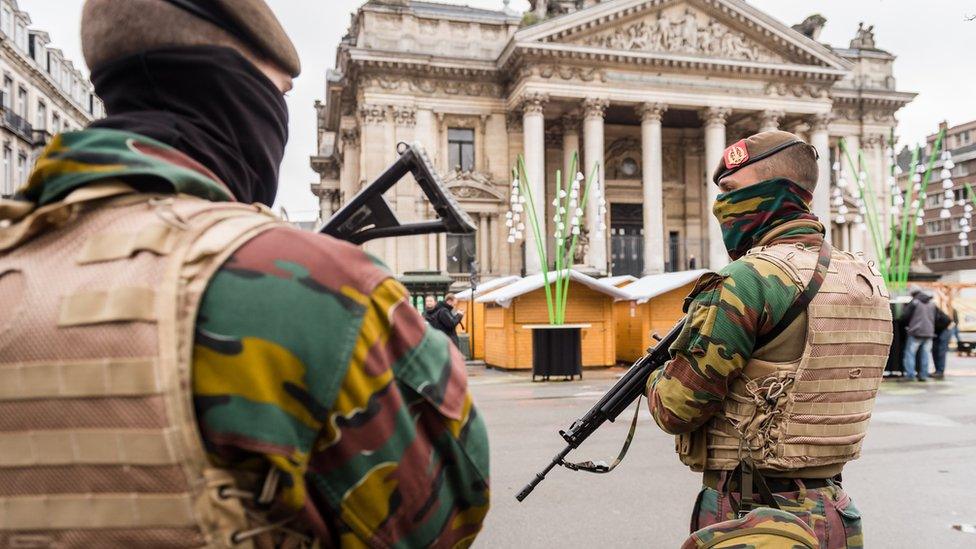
xmin=647 ymin=221 xmax=825 ymax=434
xmin=17 ymin=129 xmax=490 ymax=547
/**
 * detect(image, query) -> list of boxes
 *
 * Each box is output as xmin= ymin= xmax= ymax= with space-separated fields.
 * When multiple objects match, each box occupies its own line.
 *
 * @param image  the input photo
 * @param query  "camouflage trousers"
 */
xmin=690 ymin=479 xmax=863 ymax=549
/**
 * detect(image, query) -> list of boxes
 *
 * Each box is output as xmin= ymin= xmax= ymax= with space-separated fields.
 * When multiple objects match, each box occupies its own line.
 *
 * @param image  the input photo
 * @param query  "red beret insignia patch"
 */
xmin=724 ymin=139 xmax=749 ymax=169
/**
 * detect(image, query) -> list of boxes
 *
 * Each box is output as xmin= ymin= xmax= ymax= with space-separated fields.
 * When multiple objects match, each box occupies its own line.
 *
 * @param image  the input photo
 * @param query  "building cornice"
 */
xmin=0 ymin=39 xmax=93 ymax=123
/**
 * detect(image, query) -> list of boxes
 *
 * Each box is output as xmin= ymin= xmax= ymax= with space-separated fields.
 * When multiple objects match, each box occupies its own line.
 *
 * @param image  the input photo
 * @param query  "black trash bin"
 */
xmin=528 ymin=324 xmax=587 ymax=381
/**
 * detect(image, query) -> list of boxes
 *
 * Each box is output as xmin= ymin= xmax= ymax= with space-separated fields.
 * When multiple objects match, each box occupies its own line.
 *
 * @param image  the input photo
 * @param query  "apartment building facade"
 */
xmin=0 ymin=0 xmax=103 ymax=197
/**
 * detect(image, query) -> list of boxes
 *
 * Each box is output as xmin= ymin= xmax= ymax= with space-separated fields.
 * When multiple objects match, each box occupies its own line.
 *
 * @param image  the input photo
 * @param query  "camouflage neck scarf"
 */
xmin=713 ymin=178 xmax=819 ymax=260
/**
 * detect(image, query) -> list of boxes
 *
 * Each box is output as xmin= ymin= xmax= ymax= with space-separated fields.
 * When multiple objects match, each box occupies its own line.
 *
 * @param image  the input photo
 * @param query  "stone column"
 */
xmin=479 ymin=213 xmax=490 ymax=273
xmin=638 ymin=102 xmax=667 ymax=275
xmin=583 ymin=97 xmax=609 ymax=274
xmin=522 ymin=93 xmax=548 ymax=274
xmin=562 ymin=112 xmax=580 ymax=185
xmin=703 ymin=107 xmax=730 ymax=270
xmin=758 ymin=110 xmax=784 ymax=133
xmin=808 ymin=114 xmax=832 ymax=237
xmin=339 ymin=128 xmax=360 ymax=204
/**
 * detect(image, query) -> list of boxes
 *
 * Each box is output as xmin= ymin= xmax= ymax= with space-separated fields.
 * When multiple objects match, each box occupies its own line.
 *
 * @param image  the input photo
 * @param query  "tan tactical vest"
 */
xmin=678 ymin=243 xmax=892 ymax=475
xmin=0 ymin=184 xmax=287 ymax=547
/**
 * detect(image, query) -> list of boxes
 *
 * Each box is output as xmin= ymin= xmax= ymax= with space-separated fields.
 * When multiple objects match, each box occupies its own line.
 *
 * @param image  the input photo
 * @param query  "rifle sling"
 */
xmin=754 ymin=241 xmax=833 ymax=349
xmin=562 ymin=393 xmax=643 ymax=474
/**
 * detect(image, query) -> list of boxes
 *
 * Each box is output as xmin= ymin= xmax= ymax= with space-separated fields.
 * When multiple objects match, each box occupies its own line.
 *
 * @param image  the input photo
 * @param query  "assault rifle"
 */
xmin=320 ymin=142 xmax=476 ymax=243
xmin=515 ymin=318 xmax=686 ymax=502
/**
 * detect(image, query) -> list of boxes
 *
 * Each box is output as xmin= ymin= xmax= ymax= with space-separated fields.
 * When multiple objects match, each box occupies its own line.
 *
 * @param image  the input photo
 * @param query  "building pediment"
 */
xmin=503 ymin=0 xmax=852 ymax=79
xmin=444 ymin=171 xmax=506 ymax=202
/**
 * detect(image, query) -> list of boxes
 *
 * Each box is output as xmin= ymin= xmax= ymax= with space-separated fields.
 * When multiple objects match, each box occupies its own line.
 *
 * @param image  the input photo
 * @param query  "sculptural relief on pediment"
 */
xmin=444 ymin=171 xmax=505 ymax=202
xmin=568 ymin=6 xmax=785 ymax=64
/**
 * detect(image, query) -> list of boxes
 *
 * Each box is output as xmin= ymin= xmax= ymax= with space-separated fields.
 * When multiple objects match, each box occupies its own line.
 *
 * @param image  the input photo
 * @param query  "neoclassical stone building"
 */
xmin=312 ymin=0 xmax=914 ymax=280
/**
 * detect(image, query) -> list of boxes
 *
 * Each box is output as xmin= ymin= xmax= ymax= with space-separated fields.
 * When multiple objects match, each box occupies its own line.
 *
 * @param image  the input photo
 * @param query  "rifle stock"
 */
xmin=515 ymin=318 xmax=686 ymax=502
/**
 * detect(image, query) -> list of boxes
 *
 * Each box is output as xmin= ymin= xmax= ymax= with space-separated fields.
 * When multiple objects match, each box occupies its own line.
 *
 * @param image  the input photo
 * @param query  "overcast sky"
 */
xmin=19 ymin=0 xmax=976 ymax=218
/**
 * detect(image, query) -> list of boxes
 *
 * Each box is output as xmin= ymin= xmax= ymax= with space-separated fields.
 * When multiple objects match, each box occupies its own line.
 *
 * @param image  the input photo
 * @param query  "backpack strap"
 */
xmin=755 ymin=241 xmax=832 ymax=349
xmin=728 ymin=457 xmax=781 ymax=518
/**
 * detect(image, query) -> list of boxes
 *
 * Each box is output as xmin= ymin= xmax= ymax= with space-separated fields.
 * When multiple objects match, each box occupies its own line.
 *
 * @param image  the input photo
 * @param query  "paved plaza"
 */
xmin=470 ymin=356 xmax=976 ymax=548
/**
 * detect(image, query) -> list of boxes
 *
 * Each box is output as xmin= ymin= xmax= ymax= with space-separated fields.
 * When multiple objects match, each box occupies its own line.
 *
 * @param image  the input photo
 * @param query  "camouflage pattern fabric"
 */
xmin=711 ymin=178 xmax=818 ymax=260
xmin=646 ymin=220 xmax=824 ymax=434
xmin=688 ymin=483 xmax=863 ymax=549
xmin=20 ymin=129 xmax=491 ymax=547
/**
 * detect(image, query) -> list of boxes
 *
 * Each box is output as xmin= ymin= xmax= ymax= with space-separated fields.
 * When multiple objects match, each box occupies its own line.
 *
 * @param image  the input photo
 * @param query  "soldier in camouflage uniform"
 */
xmin=647 ymin=131 xmax=892 ymax=549
xmin=0 ymin=1 xmax=488 ymax=547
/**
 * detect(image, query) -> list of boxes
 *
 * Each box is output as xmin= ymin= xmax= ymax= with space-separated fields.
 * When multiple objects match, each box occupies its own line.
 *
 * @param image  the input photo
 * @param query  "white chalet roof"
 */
xmin=623 ymin=269 xmax=711 ymax=304
xmin=601 ymin=274 xmax=638 ymax=287
xmin=476 ymin=270 xmax=630 ymax=308
xmin=455 ymin=275 xmax=521 ymax=301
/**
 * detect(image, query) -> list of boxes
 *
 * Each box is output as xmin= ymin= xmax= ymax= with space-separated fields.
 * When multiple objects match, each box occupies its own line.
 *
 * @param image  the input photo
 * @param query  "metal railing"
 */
xmin=1 ymin=108 xmax=33 ymax=143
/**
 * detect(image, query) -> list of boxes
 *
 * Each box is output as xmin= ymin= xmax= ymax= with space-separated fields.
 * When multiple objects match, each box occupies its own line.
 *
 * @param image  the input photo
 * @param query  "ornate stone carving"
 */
xmin=339 ymin=127 xmax=360 ymax=148
xmin=561 ymin=111 xmax=581 ymax=134
xmin=861 ymin=134 xmax=885 ymax=149
xmin=582 ymin=97 xmax=609 ymax=119
xmin=606 ymin=137 xmax=642 ymax=179
xmin=578 ymin=9 xmax=779 ymax=63
xmin=701 ymin=106 xmax=731 ymax=127
xmin=506 ymin=111 xmax=523 ymax=132
xmin=392 ymin=106 xmax=416 ymax=127
xmin=758 ymin=109 xmax=785 ymax=130
xmin=807 ymin=113 xmax=832 ymax=132
xmin=764 ymin=81 xmax=831 ymax=99
xmin=359 ymin=104 xmax=388 ymax=125
xmin=849 ymin=22 xmax=876 ymax=49
xmin=443 ymin=170 xmax=505 ymax=202
xmin=521 ymin=92 xmax=549 ymax=115
xmin=523 ymin=64 xmax=606 ymax=83
xmin=637 ymin=102 xmax=668 ymax=123
xmin=363 ymin=76 xmax=502 ymax=97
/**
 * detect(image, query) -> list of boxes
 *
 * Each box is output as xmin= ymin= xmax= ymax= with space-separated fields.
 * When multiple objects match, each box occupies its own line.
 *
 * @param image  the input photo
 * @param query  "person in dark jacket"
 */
xmin=932 ymin=305 xmax=952 ymax=379
xmin=901 ymin=286 xmax=936 ymax=381
xmin=427 ymin=293 xmax=464 ymax=347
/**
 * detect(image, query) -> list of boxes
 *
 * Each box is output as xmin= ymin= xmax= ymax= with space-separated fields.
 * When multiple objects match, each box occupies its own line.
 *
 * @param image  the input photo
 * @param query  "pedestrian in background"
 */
xmin=901 ymin=286 xmax=936 ymax=381
xmin=429 ymin=293 xmax=464 ymax=347
xmin=932 ymin=305 xmax=952 ymax=379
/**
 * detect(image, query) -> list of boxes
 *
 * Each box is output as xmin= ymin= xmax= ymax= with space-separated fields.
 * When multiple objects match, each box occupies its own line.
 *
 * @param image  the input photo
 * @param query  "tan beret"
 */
xmin=712 ymin=130 xmax=818 ymax=186
xmin=164 ymin=0 xmax=300 ymax=77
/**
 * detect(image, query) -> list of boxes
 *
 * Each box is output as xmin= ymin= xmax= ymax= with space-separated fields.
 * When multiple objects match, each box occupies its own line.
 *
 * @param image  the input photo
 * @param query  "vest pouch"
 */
xmin=677 ymin=427 xmax=708 ymax=472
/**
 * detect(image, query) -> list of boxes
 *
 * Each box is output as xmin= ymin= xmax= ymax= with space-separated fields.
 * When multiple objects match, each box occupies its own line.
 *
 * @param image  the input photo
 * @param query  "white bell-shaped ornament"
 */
xmin=553 ymin=214 xmax=561 ymax=223
xmin=833 ymin=196 xmax=844 ymax=207
xmin=942 ymin=150 xmax=952 ymax=161
xmin=517 ymin=222 xmax=525 ymax=231
xmin=519 ymin=195 xmax=527 ymax=204
xmin=570 ymin=216 xmax=580 ymax=226
xmin=966 ymin=204 xmax=974 ymax=212
xmin=505 ymin=219 xmax=514 ymax=227
xmin=961 ymin=218 xmax=969 ymax=227
xmin=920 ymin=191 xmax=927 ymax=200
xmin=599 ymin=197 xmax=607 ymax=207
xmin=556 ymin=238 xmax=564 ymax=247
xmin=599 ymin=207 xmax=607 ymax=216
xmin=859 ymin=171 xmax=867 ymax=181
xmin=960 ymin=232 xmax=969 ymax=241
xmin=513 ymin=212 xmax=520 ymax=222
xmin=941 ymin=168 xmax=952 ymax=180
xmin=945 ymin=160 xmax=955 ymax=170
xmin=557 ymin=222 xmax=565 ymax=231
xmin=944 ymin=180 xmax=954 ymax=190
xmin=886 ymin=176 xmax=896 ymax=186
xmin=912 ymin=174 xmax=922 ymax=184
xmin=554 ymin=230 xmax=562 ymax=240
xmin=558 ymin=189 xmax=567 ymax=199
xmin=839 ymin=205 xmax=849 ymax=215
xmin=575 ymin=172 xmax=585 ymax=182
xmin=835 ymin=215 xmax=846 ymax=225
xmin=966 ymin=212 xmax=973 ymax=220
xmin=559 ymin=207 xmax=567 ymax=215
xmin=507 ymin=235 xmax=516 ymax=243
xmin=917 ymin=163 xmax=926 ymax=174
xmin=832 ymin=161 xmax=841 ymax=172
xmin=944 ymin=178 xmax=954 ymax=187
xmin=570 ymin=189 xmax=579 ymax=199
xmin=854 ymin=215 xmax=864 ymax=224
xmin=572 ymin=226 xmax=580 ymax=235
xmin=941 ymin=209 xmax=952 ymax=219
xmin=959 ymin=199 xmax=967 ymax=207
xmin=832 ymin=187 xmax=843 ymax=197
xmin=551 ymin=198 xmax=559 ymax=207
xmin=916 ymin=217 xmax=924 ymax=226
xmin=598 ymin=222 xmax=607 ymax=232
xmin=859 ymin=206 xmax=868 ymax=215
xmin=963 ymin=240 xmax=970 ymax=247
xmin=513 ymin=203 xmax=523 ymax=213
xmin=944 ymin=199 xmax=955 ymax=209
xmin=515 ymin=230 xmax=523 ymax=239
xmin=837 ymin=177 xmax=848 ymax=188
xmin=894 ymin=166 xmax=904 ymax=176
xmin=893 ymin=195 xmax=905 ymax=206
xmin=505 ymin=211 xmax=513 ymax=219
xmin=945 ymin=189 xmax=955 ymax=199
xmin=575 ymin=207 xmax=583 ymax=217
xmin=512 ymin=179 xmax=519 ymax=188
